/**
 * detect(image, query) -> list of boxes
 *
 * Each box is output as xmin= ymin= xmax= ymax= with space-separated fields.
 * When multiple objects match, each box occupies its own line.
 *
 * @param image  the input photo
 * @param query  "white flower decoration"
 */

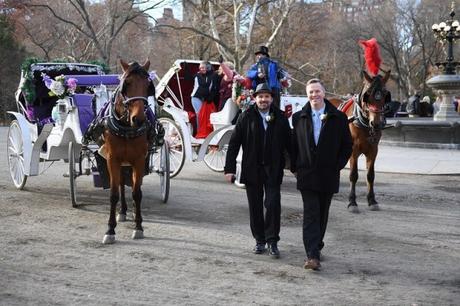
xmin=320 ymin=113 xmax=328 ymax=121
xmin=265 ymin=114 xmax=274 ymax=122
xmin=50 ymin=80 xmax=65 ymax=96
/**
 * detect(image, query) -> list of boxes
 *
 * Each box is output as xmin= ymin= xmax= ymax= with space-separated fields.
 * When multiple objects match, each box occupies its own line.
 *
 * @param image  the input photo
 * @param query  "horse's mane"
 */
xmin=359 ymin=38 xmax=381 ymax=76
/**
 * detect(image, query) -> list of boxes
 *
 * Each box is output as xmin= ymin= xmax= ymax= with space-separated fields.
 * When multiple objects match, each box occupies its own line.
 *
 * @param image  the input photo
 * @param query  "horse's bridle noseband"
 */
xmin=112 ymin=91 xmax=149 ymax=122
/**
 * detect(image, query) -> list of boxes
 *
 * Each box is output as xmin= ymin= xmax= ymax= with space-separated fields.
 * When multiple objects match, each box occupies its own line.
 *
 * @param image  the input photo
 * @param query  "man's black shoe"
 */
xmin=268 ymin=243 xmax=280 ymax=258
xmin=253 ymin=242 xmax=266 ymax=254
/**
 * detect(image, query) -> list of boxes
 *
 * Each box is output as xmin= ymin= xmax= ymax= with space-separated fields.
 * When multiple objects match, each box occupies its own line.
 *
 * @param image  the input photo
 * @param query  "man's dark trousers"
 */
xmin=300 ymin=189 xmax=333 ymax=259
xmin=245 ymin=177 xmax=281 ymax=244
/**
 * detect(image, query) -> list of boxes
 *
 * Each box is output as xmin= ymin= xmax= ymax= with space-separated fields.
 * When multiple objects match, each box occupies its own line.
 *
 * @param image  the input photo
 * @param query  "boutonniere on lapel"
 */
xmin=320 ymin=113 xmax=328 ymax=122
xmin=265 ymin=113 xmax=275 ymax=123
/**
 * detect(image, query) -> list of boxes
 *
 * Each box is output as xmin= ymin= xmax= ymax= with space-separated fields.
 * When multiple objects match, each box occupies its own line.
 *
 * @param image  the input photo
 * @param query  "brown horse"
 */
xmin=330 ymin=70 xmax=391 ymax=213
xmin=102 ymin=59 xmax=154 ymax=244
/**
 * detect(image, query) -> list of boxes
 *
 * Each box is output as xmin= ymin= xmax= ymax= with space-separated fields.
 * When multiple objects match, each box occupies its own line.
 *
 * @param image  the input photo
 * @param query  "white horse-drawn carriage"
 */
xmin=154 ymin=59 xmax=308 ymax=180
xmin=7 ymin=62 xmax=170 ymax=206
xmin=154 ymin=60 xmax=238 ymax=178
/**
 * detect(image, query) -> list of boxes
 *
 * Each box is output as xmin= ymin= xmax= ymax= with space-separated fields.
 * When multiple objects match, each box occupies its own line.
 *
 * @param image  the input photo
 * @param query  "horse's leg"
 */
xmin=365 ymin=152 xmax=380 ymax=210
xmin=348 ymin=153 xmax=360 ymax=213
xmin=131 ymin=162 xmax=144 ymax=239
xmin=117 ymin=172 xmax=127 ymax=222
xmin=103 ymin=160 xmax=121 ymax=244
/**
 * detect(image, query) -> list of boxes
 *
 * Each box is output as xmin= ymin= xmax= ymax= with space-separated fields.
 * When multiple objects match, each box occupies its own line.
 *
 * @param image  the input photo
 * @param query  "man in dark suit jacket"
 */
xmin=224 ymin=83 xmax=291 ymax=258
xmin=291 ymin=79 xmax=352 ymax=270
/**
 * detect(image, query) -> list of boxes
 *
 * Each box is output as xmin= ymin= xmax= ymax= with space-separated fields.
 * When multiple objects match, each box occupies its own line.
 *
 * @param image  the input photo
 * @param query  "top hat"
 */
xmin=255 ymin=45 xmax=270 ymax=57
xmin=253 ymin=83 xmax=273 ymax=97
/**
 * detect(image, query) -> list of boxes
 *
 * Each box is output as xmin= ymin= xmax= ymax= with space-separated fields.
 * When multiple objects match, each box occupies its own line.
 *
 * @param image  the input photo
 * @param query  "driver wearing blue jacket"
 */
xmin=246 ymin=45 xmax=289 ymax=108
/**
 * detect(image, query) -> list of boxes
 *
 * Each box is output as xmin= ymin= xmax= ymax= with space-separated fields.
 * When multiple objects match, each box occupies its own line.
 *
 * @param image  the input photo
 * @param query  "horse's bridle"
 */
xmin=113 ymin=64 xmax=151 ymax=123
xmin=353 ymin=75 xmax=388 ymax=134
xmin=361 ymin=75 xmax=387 ymax=114
xmin=105 ymin=63 xmax=155 ymax=139
xmin=113 ymin=93 xmax=149 ymax=123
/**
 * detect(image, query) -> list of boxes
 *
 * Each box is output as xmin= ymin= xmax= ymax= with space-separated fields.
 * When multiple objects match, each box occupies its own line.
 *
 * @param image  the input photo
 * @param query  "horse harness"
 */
xmin=350 ymin=76 xmax=389 ymax=144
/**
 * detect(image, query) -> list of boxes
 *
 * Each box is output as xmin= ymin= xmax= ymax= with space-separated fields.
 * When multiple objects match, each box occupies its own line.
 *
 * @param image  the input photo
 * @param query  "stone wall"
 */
xmin=382 ymin=118 xmax=460 ymax=149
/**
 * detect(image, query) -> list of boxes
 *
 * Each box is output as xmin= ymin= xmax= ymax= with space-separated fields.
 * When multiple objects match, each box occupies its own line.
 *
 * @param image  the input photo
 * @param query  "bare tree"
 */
xmin=0 ymin=10 xmax=27 ymax=123
xmin=18 ymin=0 xmax=167 ymax=67
xmin=155 ymin=0 xmax=294 ymax=72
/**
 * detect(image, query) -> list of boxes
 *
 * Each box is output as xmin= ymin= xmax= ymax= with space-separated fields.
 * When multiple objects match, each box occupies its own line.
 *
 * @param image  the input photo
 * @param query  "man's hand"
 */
xmin=225 ymin=173 xmax=235 ymax=183
xmin=258 ymin=72 xmax=265 ymax=79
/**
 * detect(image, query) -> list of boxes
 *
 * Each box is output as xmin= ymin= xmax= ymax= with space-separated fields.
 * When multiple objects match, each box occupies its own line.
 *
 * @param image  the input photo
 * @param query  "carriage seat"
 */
xmin=24 ymin=96 xmax=58 ymax=125
xmin=72 ymin=94 xmax=95 ymax=134
xmin=210 ymin=99 xmax=238 ymax=130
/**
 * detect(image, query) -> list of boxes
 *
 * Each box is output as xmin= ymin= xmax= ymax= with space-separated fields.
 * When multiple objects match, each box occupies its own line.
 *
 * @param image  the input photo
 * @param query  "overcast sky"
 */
xmin=147 ymin=0 xmax=183 ymax=21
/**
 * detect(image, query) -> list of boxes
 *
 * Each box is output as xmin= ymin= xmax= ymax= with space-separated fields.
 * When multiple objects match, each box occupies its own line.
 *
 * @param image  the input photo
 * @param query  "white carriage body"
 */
xmin=9 ymin=63 xmax=109 ymax=176
xmin=154 ymin=59 xmax=309 ymax=178
xmin=155 ymin=60 xmax=236 ymax=163
xmin=8 ymin=61 xmax=170 ymax=204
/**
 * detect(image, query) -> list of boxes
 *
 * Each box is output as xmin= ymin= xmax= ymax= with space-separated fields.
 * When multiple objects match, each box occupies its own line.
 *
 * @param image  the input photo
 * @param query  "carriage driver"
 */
xmin=246 ymin=45 xmax=290 ymax=108
xmin=224 ymin=83 xmax=292 ymax=258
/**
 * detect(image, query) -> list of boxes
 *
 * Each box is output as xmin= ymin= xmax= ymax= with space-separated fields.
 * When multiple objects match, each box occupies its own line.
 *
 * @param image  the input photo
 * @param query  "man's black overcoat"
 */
xmin=291 ymin=100 xmax=352 ymax=193
xmin=224 ymin=104 xmax=291 ymax=186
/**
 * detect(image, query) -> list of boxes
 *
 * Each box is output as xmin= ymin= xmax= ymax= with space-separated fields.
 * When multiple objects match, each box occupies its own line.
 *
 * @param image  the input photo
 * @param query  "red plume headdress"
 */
xmin=359 ymin=38 xmax=381 ymax=76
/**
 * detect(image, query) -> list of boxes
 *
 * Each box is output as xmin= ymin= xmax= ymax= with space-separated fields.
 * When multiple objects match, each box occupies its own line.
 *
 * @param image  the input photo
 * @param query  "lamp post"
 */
xmin=426 ymin=2 xmax=460 ymax=121
xmin=431 ymin=6 xmax=460 ymax=74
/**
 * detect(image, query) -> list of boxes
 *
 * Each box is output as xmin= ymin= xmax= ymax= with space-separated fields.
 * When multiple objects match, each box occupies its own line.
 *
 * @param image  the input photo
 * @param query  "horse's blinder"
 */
xmin=362 ymin=75 xmax=387 ymax=113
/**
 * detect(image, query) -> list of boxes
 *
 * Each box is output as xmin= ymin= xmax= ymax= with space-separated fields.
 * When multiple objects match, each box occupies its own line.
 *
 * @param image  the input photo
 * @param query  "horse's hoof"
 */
xmin=117 ymin=214 xmax=126 ymax=222
xmin=132 ymin=230 xmax=144 ymax=239
xmin=369 ymin=204 xmax=380 ymax=211
xmin=368 ymin=198 xmax=378 ymax=206
xmin=102 ymin=234 xmax=115 ymax=244
xmin=348 ymin=205 xmax=360 ymax=214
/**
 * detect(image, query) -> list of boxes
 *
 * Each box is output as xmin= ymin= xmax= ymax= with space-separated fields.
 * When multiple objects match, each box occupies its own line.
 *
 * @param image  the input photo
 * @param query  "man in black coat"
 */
xmin=224 ymin=83 xmax=291 ymax=258
xmin=291 ymin=79 xmax=352 ymax=270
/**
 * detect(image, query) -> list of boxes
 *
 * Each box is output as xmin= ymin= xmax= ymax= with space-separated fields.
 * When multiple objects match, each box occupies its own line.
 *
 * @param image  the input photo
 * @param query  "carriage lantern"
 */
xmin=432 ymin=2 xmax=460 ymax=75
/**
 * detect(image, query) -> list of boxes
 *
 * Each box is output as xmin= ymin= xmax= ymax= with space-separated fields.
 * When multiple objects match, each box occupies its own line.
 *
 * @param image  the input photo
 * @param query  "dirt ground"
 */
xmin=0 ymin=126 xmax=459 ymax=305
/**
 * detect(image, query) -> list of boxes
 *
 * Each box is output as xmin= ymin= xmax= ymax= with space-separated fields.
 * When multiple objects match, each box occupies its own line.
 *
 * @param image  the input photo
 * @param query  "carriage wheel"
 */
xmin=204 ymin=144 xmax=228 ymax=172
xmin=158 ymin=117 xmax=185 ymax=178
xmin=7 ymin=120 xmax=27 ymax=189
xmin=68 ymin=141 xmax=78 ymax=207
xmin=159 ymin=141 xmax=170 ymax=203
